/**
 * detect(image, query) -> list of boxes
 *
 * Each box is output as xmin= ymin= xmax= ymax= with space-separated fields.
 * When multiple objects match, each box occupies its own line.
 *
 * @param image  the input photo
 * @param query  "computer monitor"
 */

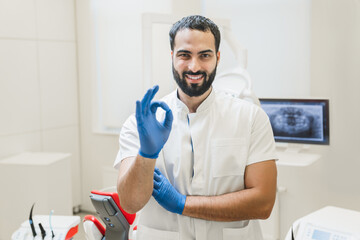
xmin=259 ymin=98 xmax=330 ymax=145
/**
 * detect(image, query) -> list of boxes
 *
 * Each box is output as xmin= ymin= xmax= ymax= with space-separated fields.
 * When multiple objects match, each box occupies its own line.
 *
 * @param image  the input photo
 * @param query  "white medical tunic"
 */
xmin=114 ymin=89 xmax=278 ymax=240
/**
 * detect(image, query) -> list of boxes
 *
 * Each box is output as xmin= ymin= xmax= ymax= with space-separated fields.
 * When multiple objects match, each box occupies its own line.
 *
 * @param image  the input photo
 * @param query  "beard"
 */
xmin=172 ymin=63 xmax=217 ymax=97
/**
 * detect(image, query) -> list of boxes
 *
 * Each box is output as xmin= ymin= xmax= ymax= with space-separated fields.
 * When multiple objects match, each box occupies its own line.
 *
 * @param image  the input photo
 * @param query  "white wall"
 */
xmin=311 ymin=0 xmax=360 ymax=213
xmin=278 ymin=0 xmax=360 ymax=237
xmin=0 ymin=0 xmax=81 ymax=210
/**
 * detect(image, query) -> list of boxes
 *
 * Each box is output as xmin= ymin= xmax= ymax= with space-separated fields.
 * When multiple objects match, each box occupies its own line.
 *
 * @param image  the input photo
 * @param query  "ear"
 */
xmin=216 ymin=51 xmax=221 ymax=63
xmin=171 ymin=51 xmax=174 ymax=62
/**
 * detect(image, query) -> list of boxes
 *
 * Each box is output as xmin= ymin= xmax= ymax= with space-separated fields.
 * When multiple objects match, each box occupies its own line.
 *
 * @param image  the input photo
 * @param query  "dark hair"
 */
xmin=169 ymin=15 xmax=221 ymax=52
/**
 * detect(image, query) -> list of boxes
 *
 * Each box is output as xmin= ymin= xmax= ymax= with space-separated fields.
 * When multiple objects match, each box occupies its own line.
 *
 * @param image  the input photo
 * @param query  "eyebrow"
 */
xmin=176 ymin=49 xmax=214 ymax=55
xmin=198 ymin=49 xmax=214 ymax=54
xmin=176 ymin=50 xmax=191 ymax=54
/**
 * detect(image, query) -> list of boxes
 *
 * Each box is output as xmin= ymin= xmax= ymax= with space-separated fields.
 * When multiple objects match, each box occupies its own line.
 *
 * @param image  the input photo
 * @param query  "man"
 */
xmin=115 ymin=15 xmax=278 ymax=240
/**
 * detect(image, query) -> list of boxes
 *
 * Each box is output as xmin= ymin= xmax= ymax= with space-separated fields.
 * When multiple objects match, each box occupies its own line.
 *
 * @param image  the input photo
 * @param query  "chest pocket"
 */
xmin=210 ymin=138 xmax=248 ymax=178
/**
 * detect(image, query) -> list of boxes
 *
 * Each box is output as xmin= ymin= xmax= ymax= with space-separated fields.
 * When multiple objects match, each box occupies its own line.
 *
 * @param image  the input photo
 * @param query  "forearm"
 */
xmin=182 ymin=160 xmax=278 ymax=221
xmin=182 ymin=188 xmax=275 ymax=221
xmin=117 ymin=154 xmax=156 ymax=214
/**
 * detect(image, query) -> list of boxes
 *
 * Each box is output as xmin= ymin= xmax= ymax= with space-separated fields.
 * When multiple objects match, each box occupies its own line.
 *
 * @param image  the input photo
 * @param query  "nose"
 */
xmin=188 ymin=58 xmax=201 ymax=73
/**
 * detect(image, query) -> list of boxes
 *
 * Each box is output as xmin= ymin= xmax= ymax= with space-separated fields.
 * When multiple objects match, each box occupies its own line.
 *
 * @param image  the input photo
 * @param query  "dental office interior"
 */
xmin=1 ymin=0 xmax=360 ymax=239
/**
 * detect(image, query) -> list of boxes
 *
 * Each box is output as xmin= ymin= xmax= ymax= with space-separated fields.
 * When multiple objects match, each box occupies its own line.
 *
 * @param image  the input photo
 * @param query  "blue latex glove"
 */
xmin=152 ymin=167 xmax=186 ymax=215
xmin=136 ymin=85 xmax=173 ymax=159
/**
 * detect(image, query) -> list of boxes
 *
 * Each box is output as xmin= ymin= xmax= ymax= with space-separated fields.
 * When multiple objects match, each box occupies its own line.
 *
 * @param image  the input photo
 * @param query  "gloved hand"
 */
xmin=136 ymin=85 xmax=173 ymax=159
xmin=152 ymin=167 xmax=186 ymax=215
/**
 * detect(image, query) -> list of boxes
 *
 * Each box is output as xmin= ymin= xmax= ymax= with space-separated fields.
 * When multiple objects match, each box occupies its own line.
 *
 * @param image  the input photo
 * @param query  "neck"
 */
xmin=177 ymin=87 xmax=212 ymax=113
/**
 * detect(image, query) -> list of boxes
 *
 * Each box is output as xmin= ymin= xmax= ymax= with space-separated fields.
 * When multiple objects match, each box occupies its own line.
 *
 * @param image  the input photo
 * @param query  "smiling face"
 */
xmin=172 ymin=29 xmax=220 ymax=97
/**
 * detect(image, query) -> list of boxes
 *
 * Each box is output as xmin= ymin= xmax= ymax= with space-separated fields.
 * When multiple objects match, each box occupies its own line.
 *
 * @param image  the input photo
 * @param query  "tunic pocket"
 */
xmin=136 ymin=224 xmax=180 ymax=240
xmin=211 ymin=138 xmax=248 ymax=178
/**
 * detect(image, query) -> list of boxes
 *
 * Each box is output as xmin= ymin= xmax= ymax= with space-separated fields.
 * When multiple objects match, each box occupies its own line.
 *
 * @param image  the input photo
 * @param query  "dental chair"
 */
xmin=83 ymin=191 xmax=136 ymax=240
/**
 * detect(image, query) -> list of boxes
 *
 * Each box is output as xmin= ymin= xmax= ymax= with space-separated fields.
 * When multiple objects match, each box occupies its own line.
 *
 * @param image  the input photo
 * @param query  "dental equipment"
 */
xmin=285 ymin=206 xmax=360 ymax=240
xmin=83 ymin=191 xmax=136 ymax=240
xmin=29 ymin=203 xmax=37 ymax=238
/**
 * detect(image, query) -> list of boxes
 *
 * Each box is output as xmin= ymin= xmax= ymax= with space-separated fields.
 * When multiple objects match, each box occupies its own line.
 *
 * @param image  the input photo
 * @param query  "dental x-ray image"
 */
xmin=260 ymin=99 xmax=330 ymax=144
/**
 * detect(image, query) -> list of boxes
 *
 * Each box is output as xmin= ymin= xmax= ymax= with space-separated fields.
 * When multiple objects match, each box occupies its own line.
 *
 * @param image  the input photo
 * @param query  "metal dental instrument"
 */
xmin=29 ymin=203 xmax=37 ymax=237
xmin=39 ymin=223 xmax=46 ymax=239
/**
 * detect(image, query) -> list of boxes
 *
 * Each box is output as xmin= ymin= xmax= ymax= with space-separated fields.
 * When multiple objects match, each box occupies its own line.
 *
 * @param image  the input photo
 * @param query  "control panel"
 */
xmin=301 ymin=223 xmax=356 ymax=240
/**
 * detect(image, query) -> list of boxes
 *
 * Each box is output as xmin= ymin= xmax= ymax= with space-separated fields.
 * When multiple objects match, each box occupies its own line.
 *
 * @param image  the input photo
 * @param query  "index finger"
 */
xmin=149 ymin=85 xmax=159 ymax=102
xmin=141 ymin=88 xmax=154 ymax=115
xmin=141 ymin=85 xmax=159 ymax=114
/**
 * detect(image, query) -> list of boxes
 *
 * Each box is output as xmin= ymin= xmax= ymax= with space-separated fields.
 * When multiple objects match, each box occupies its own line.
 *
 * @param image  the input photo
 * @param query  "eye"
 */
xmin=178 ymin=53 xmax=190 ymax=58
xmin=200 ymin=53 xmax=211 ymax=59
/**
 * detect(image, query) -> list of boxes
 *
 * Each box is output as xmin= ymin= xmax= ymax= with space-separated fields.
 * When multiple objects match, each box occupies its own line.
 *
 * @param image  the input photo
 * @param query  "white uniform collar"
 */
xmin=174 ymin=87 xmax=215 ymax=114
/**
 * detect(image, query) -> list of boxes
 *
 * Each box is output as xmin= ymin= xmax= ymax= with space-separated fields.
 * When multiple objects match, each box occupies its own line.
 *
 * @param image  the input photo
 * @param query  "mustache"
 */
xmin=182 ymin=71 xmax=207 ymax=77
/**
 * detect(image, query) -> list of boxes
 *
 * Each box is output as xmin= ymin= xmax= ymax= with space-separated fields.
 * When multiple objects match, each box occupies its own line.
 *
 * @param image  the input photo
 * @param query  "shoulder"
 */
xmin=214 ymin=90 xmax=260 ymax=113
xmin=212 ymin=91 xmax=270 ymax=126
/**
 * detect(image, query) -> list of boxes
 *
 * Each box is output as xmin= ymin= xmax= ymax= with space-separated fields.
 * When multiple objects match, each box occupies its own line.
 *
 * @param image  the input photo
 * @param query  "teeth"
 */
xmin=186 ymin=75 xmax=202 ymax=80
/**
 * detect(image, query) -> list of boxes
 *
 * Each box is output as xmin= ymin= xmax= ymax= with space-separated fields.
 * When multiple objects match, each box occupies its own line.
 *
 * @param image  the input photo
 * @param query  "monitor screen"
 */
xmin=259 ymin=98 xmax=330 ymax=145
